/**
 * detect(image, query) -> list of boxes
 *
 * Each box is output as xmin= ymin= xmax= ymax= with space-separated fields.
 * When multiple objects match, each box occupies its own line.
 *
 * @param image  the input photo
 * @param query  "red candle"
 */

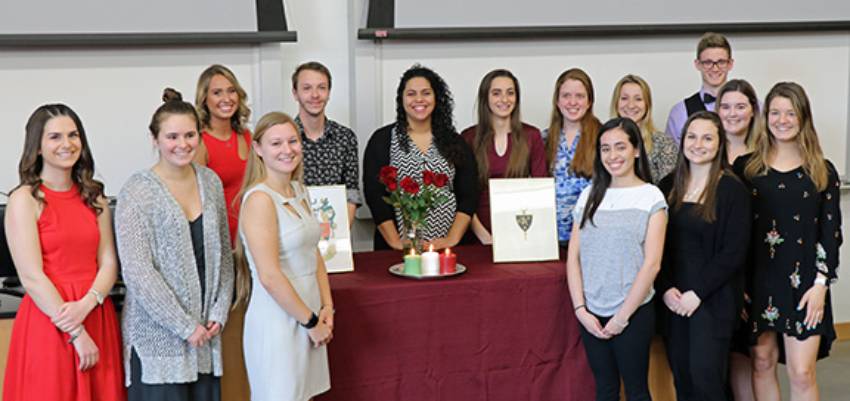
xmin=439 ymin=248 xmax=457 ymax=274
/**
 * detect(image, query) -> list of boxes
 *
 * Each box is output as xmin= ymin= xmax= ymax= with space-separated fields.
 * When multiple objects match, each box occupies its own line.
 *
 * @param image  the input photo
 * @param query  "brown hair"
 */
xmin=14 ymin=104 xmax=105 ymax=214
xmin=667 ymin=111 xmax=731 ymax=222
xmin=697 ymin=32 xmax=732 ymax=59
xmin=233 ymin=111 xmax=302 ymax=306
xmin=744 ymin=82 xmax=829 ymax=191
xmin=149 ymin=88 xmax=201 ymax=138
xmin=717 ymin=79 xmax=760 ymax=148
xmin=194 ymin=64 xmax=251 ymax=133
xmin=291 ymin=61 xmax=332 ymax=90
xmin=472 ymin=69 xmax=530 ymax=187
xmin=609 ymin=74 xmax=658 ymax=153
xmin=545 ymin=68 xmax=600 ymax=178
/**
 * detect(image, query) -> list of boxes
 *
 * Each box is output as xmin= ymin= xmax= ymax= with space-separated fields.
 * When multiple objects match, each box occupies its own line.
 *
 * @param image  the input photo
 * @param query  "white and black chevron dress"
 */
xmin=389 ymin=126 xmax=457 ymax=242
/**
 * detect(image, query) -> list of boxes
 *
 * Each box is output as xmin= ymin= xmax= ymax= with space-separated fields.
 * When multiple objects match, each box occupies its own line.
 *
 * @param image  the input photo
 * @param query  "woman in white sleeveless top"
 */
xmin=235 ymin=112 xmax=334 ymax=401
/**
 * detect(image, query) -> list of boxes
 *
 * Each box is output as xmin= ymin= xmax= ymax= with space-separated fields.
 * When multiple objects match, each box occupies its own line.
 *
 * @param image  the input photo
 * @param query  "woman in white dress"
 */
xmin=235 ymin=111 xmax=334 ymax=401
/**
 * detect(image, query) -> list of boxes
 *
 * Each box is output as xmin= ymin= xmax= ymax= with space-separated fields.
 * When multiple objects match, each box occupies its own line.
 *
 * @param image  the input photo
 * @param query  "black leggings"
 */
xmin=579 ymin=301 xmax=655 ymax=401
xmin=665 ymin=309 xmax=732 ymax=401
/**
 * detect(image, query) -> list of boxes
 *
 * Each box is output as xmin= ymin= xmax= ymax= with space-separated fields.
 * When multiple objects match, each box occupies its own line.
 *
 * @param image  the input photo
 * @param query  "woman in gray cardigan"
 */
xmin=116 ymin=89 xmax=234 ymax=401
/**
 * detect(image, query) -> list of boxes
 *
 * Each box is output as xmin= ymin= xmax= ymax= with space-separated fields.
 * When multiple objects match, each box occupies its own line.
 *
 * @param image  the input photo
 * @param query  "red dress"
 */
xmin=203 ymin=129 xmax=251 ymax=242
xmin=3 ymin=185 xmax=125 ymax=401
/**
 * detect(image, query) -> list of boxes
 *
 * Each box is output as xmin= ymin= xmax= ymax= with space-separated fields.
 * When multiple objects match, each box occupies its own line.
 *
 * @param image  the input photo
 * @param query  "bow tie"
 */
xmin=703 ymin=93 xmax=716 ymax=104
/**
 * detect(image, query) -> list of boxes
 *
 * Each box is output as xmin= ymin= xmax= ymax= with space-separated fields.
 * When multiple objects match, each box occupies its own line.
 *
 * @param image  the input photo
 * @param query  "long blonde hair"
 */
xmin=195 ymin=64 xmax=251 ymax=133
xmin=744 ymin=82 xmax=829 ymax=191
xmin=232 ymin=111 xmax=303 ymax=306
xmin=609 ymin=74 xmax=657 ymax=153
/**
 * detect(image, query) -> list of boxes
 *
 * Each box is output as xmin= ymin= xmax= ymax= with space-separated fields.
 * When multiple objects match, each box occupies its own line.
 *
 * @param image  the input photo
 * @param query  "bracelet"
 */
xmin=68 ymin=326 xmax=83 ymax=344
xmin=88 ymin=288 xmax=105 ymax=306
xmin=301 ymin=312 xmax=319 ymax=329
xmin=814 ymin=275 xmax=828 ymax=287
xmin=573 ymin=304 xmax=586 ymax=312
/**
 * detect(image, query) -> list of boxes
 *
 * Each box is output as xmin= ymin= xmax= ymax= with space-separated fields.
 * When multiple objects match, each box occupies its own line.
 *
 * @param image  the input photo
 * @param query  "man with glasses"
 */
xmin=665 ymin=32 xmax=735 ymax=143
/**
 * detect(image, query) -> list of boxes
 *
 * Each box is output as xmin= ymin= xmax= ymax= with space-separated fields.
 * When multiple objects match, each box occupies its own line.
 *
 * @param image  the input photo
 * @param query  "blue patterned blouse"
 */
xmin=542 ymin=128 xmax=592 ymax=242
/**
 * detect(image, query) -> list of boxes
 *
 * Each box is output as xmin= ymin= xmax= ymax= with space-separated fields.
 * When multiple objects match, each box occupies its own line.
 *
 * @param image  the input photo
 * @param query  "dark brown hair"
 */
xmin=15 ymin=104 xmax=105 ymax=214
xmin=667 ymin=111 xmax=730 ymax=222
xmin=472 ymin=69 xmax=530 ymax=187
xmin=150 ymin=88 xmax=201 ymax=138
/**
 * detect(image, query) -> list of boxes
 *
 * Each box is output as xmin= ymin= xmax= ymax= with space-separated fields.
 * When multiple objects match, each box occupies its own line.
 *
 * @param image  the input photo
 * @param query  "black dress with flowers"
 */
xmin=733 ymin=155 xmax=842 ymax=358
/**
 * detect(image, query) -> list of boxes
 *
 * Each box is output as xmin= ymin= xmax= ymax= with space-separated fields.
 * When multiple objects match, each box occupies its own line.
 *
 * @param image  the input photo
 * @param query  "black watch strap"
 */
xmin=301 ymin=312 xmax=319 ymax=329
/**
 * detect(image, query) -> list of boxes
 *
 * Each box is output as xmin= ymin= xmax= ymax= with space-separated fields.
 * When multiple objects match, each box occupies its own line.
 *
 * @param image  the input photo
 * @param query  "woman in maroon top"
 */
xmin=461 ymin=69 xmax=547 ymax=244
xmin=193 ymin=64 xmax=253 ymax=242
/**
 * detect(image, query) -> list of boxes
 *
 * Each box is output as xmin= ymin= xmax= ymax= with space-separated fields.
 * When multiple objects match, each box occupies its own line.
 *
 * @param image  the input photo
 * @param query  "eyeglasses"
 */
xmin=698 ymin=59 xmax=731 ymax=69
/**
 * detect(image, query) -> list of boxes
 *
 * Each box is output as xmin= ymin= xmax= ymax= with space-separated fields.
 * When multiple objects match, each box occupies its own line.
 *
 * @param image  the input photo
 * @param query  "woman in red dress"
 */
xmin=193 ymin=64 xmax=253 ymax=241
xmin=3 ymin=104 xmax=125 ymax=401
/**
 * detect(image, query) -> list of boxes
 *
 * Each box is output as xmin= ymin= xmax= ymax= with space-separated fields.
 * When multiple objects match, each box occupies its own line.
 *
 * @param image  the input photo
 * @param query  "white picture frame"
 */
xmin=307 ymin=185 xmax=354 ymax=273
xmin=489 ymin=178 xmax=559 ymax=263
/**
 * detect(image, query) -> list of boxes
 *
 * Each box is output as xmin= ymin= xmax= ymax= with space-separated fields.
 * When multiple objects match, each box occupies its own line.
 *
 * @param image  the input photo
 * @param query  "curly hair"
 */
xmin=394 ymin=64 xmax=464 ymax=166
xmin=195 ymin=64 xmax=251 ymax=133
xmin=15 ymin=104 xmax=105 ymax=214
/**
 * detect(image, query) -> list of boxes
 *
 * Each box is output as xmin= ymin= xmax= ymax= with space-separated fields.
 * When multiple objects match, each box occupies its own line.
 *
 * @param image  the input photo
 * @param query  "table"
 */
xmin=317 ymin=245 xmax=594 ymax=401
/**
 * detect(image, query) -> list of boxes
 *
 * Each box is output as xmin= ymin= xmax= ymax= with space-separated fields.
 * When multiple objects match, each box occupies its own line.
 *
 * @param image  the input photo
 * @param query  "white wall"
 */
xmin=1 ymin=1 xmax=849 ymax=322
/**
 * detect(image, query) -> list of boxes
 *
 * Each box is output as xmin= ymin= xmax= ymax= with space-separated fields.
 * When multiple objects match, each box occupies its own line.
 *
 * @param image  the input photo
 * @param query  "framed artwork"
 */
xmin=489 ymin=178 xmax=559 ymax=263
xmin=307 ymin=185 xmax=354 ymax=273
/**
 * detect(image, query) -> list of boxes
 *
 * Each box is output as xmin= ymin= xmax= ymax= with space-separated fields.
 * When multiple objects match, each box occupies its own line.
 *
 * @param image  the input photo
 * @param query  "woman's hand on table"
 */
xmin=423 ymin=236 xmax=458 ymax=251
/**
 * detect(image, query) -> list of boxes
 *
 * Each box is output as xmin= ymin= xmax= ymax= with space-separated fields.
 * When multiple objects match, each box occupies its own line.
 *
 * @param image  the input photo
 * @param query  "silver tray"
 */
xmin=388 ymin=263 xmax=467 ymax=280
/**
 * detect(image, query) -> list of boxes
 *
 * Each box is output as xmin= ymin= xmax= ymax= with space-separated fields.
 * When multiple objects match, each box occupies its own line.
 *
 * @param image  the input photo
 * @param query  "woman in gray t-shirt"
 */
xmin=566 ymin=117 xmax=667 ymax=401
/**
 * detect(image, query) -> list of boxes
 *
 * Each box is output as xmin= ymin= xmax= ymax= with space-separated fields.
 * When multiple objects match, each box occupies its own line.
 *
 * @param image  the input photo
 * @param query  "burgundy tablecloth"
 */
xmin=317 ymin=245 xmax=594 ymax=401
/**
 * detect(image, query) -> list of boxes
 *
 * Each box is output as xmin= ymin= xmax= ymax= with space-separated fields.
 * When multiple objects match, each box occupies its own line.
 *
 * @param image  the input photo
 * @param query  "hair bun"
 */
xmin=162 ymin=88 xmax=183 ymax=103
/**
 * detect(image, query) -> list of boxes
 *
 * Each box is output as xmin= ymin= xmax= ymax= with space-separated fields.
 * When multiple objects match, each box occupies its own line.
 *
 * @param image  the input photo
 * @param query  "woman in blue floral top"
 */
xmin=542 ymin=68 xmax=600 ymax=246
xmin=733 ymin=82 xmax=841 ymax=400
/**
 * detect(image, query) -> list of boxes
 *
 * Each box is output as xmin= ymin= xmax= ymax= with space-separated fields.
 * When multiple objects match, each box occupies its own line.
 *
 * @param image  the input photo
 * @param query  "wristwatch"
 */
xmin=88 ymin=289 xmax=105 ymax=305
xmin=814 ymin=276 xmax=828 ymax=287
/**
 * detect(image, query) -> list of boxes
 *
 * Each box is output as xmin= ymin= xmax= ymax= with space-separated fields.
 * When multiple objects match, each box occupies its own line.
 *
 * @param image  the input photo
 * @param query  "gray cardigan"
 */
xmin=116 ymin=164 xmax=234 ymax=385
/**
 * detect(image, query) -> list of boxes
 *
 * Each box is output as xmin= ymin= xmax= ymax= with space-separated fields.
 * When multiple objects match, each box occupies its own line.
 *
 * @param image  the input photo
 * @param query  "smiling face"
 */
xmin=253 ymin=122 xmax=302 ymax=176
xmin=718 ymin=91 xmax=754 ymax=137
xmin=683 ymin=118 xmax=721 ymax=166
xmin=205 ymin=74 xmax=239 ymax=124
xmin=487 ymin=76 xmax=516 ymax=120
xmin=695 ymin=47 xmax=733 ymax=89
xmin=40 ymin=115 xmax=82 ymax=172
xmin=557 ymin=79 xmax=590 ymax=124
xmin=155 ymin=113 xmax=199 ymax=168
xmin=616 ymin=82 xmax=647 ymax=124
xmin=767 ymin=96 xmax=800 ymax=144
xmin=599 ymin=127 xmax=638 ymax=179
xmin=293 ymin=69 xmax=330 ymax=118
xmin=403 ymin=76 xmax=436 ymax=125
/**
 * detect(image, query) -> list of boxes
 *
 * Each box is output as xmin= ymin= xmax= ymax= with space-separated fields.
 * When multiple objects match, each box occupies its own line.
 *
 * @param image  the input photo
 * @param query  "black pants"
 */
xmin=128 ymin=349 xmax=221 ymax=401
xmin=665 ymin=308 xmax=732 ymax=401
xmin=579 ymin=301 xmax=655 ymax=401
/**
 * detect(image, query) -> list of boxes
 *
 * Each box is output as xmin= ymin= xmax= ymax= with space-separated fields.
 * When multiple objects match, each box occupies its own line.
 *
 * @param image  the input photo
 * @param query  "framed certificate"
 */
xmin=307 ymin=185 xmax=354 ymax=273
xmin=489 ymin=178 xmax=559 ymax=263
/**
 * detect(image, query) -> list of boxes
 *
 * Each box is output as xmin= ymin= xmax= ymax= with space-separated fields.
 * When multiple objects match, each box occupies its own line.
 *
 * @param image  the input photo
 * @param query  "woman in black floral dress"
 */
xmin=733 ymin=82 xmax=841 ymax=400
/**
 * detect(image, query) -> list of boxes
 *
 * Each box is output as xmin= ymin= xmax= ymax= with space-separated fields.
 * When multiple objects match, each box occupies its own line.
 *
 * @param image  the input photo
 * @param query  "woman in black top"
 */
xmin=733 ymin=82 xmax=841 ymax=400
xmin=363 ymin=65 xmax=478 ymax=250
xmin=658 ymin=111 xmax=751 ymax=401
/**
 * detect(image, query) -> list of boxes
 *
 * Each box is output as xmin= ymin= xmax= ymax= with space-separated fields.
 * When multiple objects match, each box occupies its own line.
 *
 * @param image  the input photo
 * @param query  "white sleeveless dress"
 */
xmin=240 ymin=182 xmax=330 ymax=401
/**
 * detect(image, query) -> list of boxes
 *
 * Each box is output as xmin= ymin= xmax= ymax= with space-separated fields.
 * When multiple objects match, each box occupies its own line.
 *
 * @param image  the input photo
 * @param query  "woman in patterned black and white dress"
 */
xmin=363 ymin=64 xmax=479 ymax=251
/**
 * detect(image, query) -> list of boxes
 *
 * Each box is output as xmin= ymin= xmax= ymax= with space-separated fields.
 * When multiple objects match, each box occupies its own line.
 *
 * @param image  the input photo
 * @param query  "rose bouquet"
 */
xmin=378 ymin=166 xmax=448 ymax=252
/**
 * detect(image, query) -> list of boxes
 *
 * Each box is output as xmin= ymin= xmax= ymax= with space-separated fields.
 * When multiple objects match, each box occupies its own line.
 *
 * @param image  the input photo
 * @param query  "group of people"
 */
xmin=1 ymin=30 xmax=842 ymax=401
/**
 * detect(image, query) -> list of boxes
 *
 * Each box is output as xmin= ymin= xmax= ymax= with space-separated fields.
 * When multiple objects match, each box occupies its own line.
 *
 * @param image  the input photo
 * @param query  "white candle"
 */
xmin=421 ymin=245 xmax=440 ymax=276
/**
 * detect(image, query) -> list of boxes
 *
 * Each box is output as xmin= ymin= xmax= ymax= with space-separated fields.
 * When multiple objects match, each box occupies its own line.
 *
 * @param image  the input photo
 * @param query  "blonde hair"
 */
xmin=744 ymin=82 xmax=829 ymax=191
xmin=232 ymin=111 xmax=302 ymax=306
xmin=609 ymin=74 xmax=657 ymax=153
xmin=195 ymin=64 xmax=251 ymax=133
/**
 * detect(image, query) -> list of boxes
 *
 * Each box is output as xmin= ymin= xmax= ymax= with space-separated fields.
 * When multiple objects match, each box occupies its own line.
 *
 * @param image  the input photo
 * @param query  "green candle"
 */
xmin=403 ymin=251 xmax=421 ymax=276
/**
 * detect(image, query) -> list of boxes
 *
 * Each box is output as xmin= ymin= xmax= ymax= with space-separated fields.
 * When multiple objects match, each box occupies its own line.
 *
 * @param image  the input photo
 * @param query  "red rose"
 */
xmin=387 ymin=180 xmax=398 ymax=191
xmin=379 ymin=166 xmax=398 ymax=187
xmin=400 ymin=177 xmax=420 ymax=195
xmin=433 ymin=173 xmax=449 ymax=188
xmin=422 ymin=170 xmax=435 ymax=185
